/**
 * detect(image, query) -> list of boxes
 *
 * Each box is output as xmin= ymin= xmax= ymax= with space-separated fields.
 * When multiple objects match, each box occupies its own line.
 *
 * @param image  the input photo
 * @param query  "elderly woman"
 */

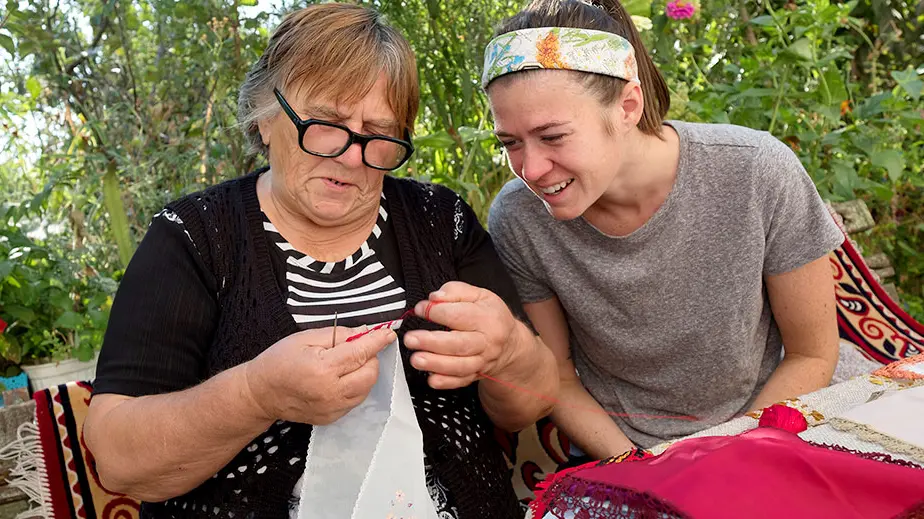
xmin=83 ymin=4 xmax=557 ymax=518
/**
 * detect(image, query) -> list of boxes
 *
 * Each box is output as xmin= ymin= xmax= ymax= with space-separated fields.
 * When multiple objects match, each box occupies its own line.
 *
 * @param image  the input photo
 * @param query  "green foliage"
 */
xmin=0 ymin=0 xmax=922 ymax=363
xmin=646 ymin=0 xmax=923 ymax=319
xmin=0 ymin=206 xmax=116 ymax=363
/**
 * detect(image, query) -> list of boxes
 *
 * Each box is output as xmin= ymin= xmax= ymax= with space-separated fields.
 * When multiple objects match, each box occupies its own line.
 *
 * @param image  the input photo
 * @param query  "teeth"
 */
xmin=541 ymin=179 xmax=572 ymax=195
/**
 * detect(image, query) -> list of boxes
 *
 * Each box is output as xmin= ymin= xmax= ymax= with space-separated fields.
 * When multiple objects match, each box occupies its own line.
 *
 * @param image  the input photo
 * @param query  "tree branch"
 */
xmin=64 ymin=5 xmax=111 ymax=75
xmin=0 ymin=9 xmax=12 ymax=31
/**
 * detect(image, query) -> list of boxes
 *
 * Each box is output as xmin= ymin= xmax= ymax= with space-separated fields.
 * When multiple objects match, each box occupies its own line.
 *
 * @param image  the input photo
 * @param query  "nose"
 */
xmin=518 ymin=147 xmax=553 ymax=183
xmin=333 ymin=140 xmax=364 ymax=169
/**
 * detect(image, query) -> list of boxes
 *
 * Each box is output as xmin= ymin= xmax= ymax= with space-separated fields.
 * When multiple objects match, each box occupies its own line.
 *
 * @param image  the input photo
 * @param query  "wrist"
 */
xmin=238 ymin=361 xmax=276 ymax=425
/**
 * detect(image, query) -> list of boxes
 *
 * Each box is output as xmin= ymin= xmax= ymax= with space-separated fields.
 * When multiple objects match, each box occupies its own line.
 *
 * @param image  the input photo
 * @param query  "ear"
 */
xmin=613 ymin=82 xmax=645 ymax=132
xmin=257 ymin=117 xmax=273 ymax=146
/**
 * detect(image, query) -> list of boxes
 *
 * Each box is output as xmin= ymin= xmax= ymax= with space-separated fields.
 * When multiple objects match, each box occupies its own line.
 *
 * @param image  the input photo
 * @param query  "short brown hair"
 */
xmin=238 ymin=3 xmax=419 ymax=156
xmin=491 ymin=0 xmax=669 ymax=137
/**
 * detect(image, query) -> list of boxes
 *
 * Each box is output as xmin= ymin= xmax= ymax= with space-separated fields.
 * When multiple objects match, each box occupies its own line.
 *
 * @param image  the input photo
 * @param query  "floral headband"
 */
xmin=481 ymin=27 xmax=640 ymax=89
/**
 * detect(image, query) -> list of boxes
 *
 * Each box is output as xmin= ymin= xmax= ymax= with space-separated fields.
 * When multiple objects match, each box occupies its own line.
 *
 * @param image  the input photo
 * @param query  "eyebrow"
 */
xmin=495 ymin=121 xmax=570 ymax=138
xmin=303 ymin=104 xmax=399 ymax=134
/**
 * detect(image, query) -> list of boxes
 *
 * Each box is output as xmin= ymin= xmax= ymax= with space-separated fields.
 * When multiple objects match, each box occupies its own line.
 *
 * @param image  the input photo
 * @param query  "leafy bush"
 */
xmin=0 ymin=204 xmax=116 ymax=363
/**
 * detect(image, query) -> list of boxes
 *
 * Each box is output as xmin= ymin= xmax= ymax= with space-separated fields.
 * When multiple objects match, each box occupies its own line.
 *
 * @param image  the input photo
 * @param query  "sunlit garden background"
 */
xmin=0 ymin=0 xmax=922 ymax=371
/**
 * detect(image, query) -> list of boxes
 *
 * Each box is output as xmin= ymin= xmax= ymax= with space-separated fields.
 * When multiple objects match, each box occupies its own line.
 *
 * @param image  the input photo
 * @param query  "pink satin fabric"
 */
xmin=548 ymin=428 xmax=924 ymax=518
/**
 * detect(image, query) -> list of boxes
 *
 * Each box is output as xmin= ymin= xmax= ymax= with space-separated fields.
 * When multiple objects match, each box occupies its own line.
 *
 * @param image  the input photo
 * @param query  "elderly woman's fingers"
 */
xmin=412 ymin=300 xmax=485 ymax=332
xmin=403 ymin=330 xmax=482 ymax=356
xmin=337 ymin=356 xmax=380 ymax=401
xmin=426 ymin=373 xmax=478 ymax=390
xmin=324 ymin=328 xmax=396 ymax=377
xmin=426 ymin=281 xmax=489 ymax=303
xmin=289 ymin=325 xmax=370 ymax=349
xmin=410 ymin=350 xmax=484 ymax=378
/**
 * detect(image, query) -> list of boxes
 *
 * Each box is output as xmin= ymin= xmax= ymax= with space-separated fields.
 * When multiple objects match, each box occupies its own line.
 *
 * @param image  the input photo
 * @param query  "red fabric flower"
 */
xmin=758 ymin=404 xmax=808 ymax=434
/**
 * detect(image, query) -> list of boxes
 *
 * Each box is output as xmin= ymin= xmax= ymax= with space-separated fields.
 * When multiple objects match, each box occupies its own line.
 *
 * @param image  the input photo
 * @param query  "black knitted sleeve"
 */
xmin=450 ymin=193 xmax=533 ymax=327
xmin=93 ymin=214 xmax=219 ymax=397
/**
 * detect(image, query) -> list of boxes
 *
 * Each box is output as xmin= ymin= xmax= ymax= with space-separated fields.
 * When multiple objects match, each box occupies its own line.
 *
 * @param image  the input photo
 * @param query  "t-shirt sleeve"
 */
xmin=486 ymin=183 xmax=555 ymax=304
xmin=93 ymin=211 xmax=219 ymax=397
xmin=758 ymin=134 xmax=845 ymax=275
xmin=451 ymin=194 xmax=531 ymax=325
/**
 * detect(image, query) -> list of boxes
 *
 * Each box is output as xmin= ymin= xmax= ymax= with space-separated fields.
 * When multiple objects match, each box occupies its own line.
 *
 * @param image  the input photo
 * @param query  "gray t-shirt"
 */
xmin=488 ymin=121 xmax=844 ymax=448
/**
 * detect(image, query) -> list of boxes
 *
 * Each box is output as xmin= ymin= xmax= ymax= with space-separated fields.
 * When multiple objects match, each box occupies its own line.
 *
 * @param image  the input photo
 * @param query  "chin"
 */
xmin=543 ymin=203 xmax=585 ymax=222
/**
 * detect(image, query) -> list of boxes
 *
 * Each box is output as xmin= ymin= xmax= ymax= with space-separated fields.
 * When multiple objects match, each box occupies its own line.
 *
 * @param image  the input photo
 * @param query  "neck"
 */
xmin=584 ymin=125 xmax=680 ymax=235
xmin=257 ymin=170 xmax=379 ymax=261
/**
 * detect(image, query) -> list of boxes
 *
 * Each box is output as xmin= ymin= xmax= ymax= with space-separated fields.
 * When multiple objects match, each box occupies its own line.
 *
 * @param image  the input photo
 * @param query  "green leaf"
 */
xmin=890 ymin=67 xmax=923 ymax=100
xmin=25 ymin=76 xmax=41 ymax=99
xmin=822 ymin=67 xmax=848 ymax=105
xmin=48 ymin=289 xmax=73 ymax=311
xmin=88 ymin=309 xmax=109 ymax=329
xmin=778 ymin=38 xmax=814 ymax=63
xmin=0 ymin=261 xmax=12 ymax=280
xmin=53 ymin=311 xmax=83 ymax=330
xmin=849 ymin=133 xmax=876 ymax=156
xmin=413 ymin=131 xmax=456 ymax=149
xmin=239 ymin=0 xmax=257 ymax=4
xmin=750 ymin=15 xmax=775 ymax=26
xmin=102 ymin=170 xmax=135 ymax=268
xmin=870 ymin=150 xmax=906 ymax=183
xmin=4 ymin=305 xmax=35 ymax=322
xmin=831 ymin=161 xmax=858 ymax=199
xmin=622 ymin=0 xmax=652 ymax=17
xmin=0 ymin=33 xmax=14 ymax=55
xmin=868 ymin=183 xmax=893 ymax=202
xmin=855 ymin=92 xmax=891 ymax=119
xmin=458 ymin=126 xmax=494 ymax=144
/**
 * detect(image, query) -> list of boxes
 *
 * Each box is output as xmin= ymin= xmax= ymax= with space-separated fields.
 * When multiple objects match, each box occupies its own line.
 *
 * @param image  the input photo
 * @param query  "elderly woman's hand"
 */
xmin=402 ymin=281 xmax=524 ymax=389
xmin=243 ymin=326 xmax=396 ymax=425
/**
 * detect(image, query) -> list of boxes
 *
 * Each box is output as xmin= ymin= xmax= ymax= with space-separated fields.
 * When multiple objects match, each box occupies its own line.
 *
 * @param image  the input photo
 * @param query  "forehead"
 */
xmin=488 ymin=72 xmax=593 ymax=129
xmin=290 ymin=74 xmax=397 ymax=122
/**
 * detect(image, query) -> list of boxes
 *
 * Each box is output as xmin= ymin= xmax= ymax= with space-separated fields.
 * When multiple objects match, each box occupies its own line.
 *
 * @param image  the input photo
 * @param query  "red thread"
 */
xmin=343 ymin=306 xmax=702 ymax=422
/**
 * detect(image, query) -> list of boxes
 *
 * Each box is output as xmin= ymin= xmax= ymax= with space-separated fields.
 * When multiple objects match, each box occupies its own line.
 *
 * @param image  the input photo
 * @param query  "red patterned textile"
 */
xmin=831 ymin=223 xmax=924 ymax=364
xmin=33 ymin=381 xmax=140 ymax=518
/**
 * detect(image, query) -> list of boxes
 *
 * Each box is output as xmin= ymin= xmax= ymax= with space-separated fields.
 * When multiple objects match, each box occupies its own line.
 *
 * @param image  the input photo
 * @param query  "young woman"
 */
xmin=484 ymin=0 xmax=842 ymax=459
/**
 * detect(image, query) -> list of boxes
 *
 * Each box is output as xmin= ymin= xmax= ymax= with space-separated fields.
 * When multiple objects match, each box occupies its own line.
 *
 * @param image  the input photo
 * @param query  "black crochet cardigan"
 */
xmin=140 ymin=171 xmax=523 ymax=519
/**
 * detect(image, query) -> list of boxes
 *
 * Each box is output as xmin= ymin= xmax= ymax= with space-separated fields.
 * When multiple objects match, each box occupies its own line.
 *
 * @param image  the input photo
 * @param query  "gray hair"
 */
xmin=236 ymin=4 xmax=420 ymax=158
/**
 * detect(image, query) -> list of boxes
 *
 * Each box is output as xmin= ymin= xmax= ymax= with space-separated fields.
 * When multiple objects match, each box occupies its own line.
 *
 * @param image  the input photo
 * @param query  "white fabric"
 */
xmin=296 ymin=340 xmax=438 ymax=519
xmin=830 ymin=385 xmax=924 ymax=461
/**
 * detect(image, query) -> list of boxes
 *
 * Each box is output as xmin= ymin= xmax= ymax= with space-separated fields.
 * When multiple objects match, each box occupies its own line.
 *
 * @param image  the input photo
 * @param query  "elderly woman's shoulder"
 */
xmin=166 ymin=170 xmax=262 ymax=211
xmin=385 ymin=175 xmax=471 ymax=209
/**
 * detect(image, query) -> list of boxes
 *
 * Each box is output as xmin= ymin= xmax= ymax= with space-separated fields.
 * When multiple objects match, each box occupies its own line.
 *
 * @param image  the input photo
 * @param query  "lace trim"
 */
xmin=829 ymin=418 xmax=924 ymax=463
xmin=531 ymin=474 xmax=689 ymax=519
xmin=808 ymin=441 xmax=924 ymax=469
xmin=895 ymin=500 xmax=924 ymax=519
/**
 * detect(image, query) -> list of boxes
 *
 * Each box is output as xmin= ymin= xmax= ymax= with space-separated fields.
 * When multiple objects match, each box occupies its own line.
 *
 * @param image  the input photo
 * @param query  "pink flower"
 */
xmin=666 ymin=0 xmax=696 ymax=19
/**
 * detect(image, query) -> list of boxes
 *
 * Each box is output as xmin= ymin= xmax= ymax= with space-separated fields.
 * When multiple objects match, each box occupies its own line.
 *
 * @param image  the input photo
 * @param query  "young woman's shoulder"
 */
xmin=669 ymin=120 xmax=773 ymax=150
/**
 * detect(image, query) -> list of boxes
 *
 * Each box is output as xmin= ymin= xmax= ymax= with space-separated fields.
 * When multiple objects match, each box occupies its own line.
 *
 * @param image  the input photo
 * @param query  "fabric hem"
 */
xmin=830 ymin=417 xmax=924 ymax=463
xmin=0 ymin=421 xmax=53 ymax=518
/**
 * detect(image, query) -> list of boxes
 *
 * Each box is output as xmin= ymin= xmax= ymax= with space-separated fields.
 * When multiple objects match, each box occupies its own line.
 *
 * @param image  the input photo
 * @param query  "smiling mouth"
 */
xmin=326 ymin=177 xmax=349 ymax=186
xmin=540 ymin=179 xmax=574 ymax=195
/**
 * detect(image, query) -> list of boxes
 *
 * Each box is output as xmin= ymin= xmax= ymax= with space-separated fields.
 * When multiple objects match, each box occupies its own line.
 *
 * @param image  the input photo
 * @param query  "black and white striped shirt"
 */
xmin=263 ymin=194 xmax=407 ymax=331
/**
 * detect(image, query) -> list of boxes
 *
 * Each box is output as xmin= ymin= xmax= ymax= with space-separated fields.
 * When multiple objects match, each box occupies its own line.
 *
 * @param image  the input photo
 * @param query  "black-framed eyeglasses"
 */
xmin=273 ymin=88 xmax=414 ymax=171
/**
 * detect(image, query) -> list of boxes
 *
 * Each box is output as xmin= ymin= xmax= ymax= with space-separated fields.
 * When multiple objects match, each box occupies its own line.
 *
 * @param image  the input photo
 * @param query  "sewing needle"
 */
xmin=332 ymin=312 xmax=338 ymax=348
